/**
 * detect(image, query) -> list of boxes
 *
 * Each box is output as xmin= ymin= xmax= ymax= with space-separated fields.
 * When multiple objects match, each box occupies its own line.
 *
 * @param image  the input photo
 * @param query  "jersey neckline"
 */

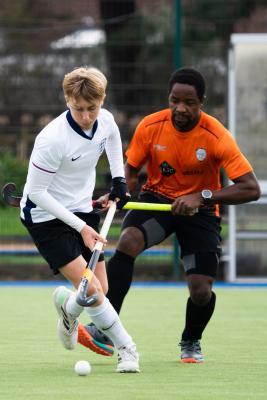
xmin=66 ymin=110 xmax=98 ymax=140
xmin=168 ymin=109 xmax=204 ymax=138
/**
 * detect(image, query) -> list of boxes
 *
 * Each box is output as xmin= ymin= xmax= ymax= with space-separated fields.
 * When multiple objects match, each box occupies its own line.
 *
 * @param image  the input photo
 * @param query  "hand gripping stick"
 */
xmin=76 ymin=202 xmax=117 ymax=307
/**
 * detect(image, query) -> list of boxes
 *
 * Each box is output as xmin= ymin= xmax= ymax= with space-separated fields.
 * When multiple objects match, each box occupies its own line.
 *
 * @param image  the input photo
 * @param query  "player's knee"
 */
xmin=117 ymin=227 xmax=144 ymax=256
xmin=187 ymin=273 xmax=213 ymax=306
xmin=190 ymin=287 xmax=211 ymax=306
xmin=101 ymin=281 xmax=108 ymax=295
xmin=87 ymin=276 xmax=103 ymax=298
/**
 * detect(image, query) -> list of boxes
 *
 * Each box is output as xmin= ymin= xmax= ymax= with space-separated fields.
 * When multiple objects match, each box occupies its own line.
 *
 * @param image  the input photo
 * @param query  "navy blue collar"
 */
xmin=66 ymin=110 xmax=98 ymax=140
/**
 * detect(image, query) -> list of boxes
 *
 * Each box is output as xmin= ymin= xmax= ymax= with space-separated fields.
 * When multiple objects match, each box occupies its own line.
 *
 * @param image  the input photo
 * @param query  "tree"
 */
xmin=182 ymin=0 xmax=267 ymax=117
xmin=99 ymin=0 xmax=142 ymax=115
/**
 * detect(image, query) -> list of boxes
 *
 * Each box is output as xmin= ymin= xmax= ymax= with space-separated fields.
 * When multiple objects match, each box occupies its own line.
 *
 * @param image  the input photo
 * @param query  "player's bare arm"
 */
xmin=200 ymin=172 xmax=261 ymax=206
xmin=172 ymin=171 xmax=261 ymax=216
xmin=125 ymin=162 xmax=141 ymax=193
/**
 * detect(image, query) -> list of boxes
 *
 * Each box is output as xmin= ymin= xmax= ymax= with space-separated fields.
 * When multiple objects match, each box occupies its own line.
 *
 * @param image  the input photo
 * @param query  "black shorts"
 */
xmin=122 ymin=191 xmax=222 ymax=277
xmin=21 ymin=212 xmax=104 ymax=275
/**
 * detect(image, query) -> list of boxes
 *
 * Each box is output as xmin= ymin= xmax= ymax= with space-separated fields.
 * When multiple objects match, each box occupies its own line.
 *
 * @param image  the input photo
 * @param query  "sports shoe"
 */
xmin=53 ymin=286 xmax=78 ymax=350
xmin=78 ymin=323 xmax=114 ymax=357
xmin=116 ymin=344 xmax=140 ymax=373
xmin=179 ymin=340 xmax=204 ymax=363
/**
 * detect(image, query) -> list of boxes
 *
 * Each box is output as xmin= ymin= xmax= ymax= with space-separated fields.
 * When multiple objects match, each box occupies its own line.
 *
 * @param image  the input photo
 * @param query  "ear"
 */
xmin=65 ymin=96 xmax=69 ymax=107
xmin=101 ymin=94 xmax=106 ymax=106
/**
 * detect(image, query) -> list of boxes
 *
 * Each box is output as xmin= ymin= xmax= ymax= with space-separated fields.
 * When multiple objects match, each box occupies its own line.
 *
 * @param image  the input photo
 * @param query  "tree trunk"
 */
xmin=99 ymin=0 xmax=141 ymax=116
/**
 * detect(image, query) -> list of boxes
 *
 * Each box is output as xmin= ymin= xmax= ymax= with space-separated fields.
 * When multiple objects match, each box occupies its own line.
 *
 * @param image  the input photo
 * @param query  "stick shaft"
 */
xmin=123 ymin=201 xmax=171 ymax=212
xmin=76 ymin=202 xmax=117 ymax=307
xmin=2 ymin=182 xmax=172 ymax=212
xmin=93 ymin=202 xmax=117 ymax=253
xmin=85 ymin=201 xmax=117 ymax=273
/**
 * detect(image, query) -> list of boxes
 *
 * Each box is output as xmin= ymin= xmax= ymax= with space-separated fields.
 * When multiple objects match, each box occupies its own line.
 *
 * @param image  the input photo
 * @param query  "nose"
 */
xmin=175 ymin=102 xmax=186 ymax=112
xmin=81 ymin=111 xmax=90 ymax=120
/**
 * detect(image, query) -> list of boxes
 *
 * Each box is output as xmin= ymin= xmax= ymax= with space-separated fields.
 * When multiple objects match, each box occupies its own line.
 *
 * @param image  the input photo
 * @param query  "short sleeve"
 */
xmin=216 ymin=131 xmax=253 ymax=180
xmin=125 ymin=119 xmax=150 ymax=168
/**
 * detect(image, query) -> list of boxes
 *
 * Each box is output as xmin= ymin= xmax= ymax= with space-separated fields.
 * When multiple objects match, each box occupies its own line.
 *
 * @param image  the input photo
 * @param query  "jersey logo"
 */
xmin=71 ymin=155 xmax=81 ymax=161
xmin=160 ymin=161 xmax=176 ymax=177
xmin=182 ymin=170 xmax=203 ymax=175
xmin=196 ymin=148 xmax=206 ymax=161
xmin=154 ymin=144 xmax=166 ymax=151
xmin=99 ymin=138 xmax=107 ymax=155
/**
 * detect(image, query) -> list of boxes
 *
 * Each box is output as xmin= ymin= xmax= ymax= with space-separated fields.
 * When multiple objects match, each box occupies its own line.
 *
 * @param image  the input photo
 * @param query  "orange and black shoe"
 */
xmin=78 ymin=323 xmax=114 ymax=356
xmin=179 ymin=340 xmax=204 ymax=363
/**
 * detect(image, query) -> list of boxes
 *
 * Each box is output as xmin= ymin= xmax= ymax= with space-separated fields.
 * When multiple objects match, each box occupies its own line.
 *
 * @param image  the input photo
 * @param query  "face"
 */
xmin=67 ymin=96 xmax=103 ymax=131
xmin=168 ymin=83 xmax=202 ymax=132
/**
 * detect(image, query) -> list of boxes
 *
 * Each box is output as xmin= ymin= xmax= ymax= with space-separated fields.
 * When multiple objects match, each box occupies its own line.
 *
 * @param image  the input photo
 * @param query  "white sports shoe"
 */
xmin=53 ymin=286 xmax=78 ymax=350
xmin=116 ymin=344 xmax=140 ymax=373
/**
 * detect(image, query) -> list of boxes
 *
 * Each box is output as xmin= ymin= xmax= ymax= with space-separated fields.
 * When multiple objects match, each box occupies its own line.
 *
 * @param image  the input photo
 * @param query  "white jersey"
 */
xmin=20 ymin=108 xmax=124 ymax=231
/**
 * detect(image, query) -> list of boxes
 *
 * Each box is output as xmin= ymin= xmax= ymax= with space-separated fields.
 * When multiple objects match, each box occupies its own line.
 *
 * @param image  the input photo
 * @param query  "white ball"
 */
xmin=74 ymin=360 xmax=91 ymax=376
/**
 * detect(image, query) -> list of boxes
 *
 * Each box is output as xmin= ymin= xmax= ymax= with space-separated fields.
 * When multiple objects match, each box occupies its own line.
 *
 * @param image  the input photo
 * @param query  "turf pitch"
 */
xmin=0 ymin=285 xmax=266 ymax=400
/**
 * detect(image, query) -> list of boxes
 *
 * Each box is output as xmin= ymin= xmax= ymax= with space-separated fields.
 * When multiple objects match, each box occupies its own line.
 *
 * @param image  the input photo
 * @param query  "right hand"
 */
xmin=171 ymin=193 xmax=200 ymax=216
xmin=92 ymin=193 xmax=110 ymax=211
xmin=80 ymin=224 xmax=107 ymax=251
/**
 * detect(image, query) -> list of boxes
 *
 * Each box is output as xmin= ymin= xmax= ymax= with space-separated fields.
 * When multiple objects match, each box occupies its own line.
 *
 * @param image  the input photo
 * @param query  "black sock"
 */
xmin=181 ymin=292 xmax=216 ymax=341
xmin=106 ymin=250 xmax=135 ymax=314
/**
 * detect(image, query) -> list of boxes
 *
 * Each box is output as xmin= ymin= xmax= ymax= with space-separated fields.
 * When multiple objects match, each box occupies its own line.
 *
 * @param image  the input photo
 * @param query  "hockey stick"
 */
xmin=2 ymin=182 xmax=21 ymax=207
xmin=76 ymin=201 xmax=117 ymax=307
xmin=2 ymin=182 xmax=173 ymax=211
xmin=2 ymin=182 xmax=199 ymax=214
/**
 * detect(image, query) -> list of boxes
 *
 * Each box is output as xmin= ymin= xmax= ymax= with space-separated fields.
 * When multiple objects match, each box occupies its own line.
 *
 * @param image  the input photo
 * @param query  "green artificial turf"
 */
xmin=0 ymin=286 xmax=266 ymax=400
xmin=0 ymin=207 xmax=28 ymax=236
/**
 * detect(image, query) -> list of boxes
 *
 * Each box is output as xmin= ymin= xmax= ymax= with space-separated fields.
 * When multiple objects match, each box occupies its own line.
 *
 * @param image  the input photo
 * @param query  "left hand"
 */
xmin=171 ymin=193 xmax=201 ymax=216
xmin=109 ymin=177 xmax=131 ymax=209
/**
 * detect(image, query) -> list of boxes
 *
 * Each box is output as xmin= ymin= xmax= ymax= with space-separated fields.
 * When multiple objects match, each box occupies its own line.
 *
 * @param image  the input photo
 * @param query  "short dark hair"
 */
xmin=168 ymin=67 xmax=206 ymax=102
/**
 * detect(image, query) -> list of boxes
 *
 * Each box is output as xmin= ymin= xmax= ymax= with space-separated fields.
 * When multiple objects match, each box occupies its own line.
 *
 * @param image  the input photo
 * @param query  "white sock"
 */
xmin=85 ymin=297 xmax=133 ymax=349
xmin=65 ymin=291 xmax=84 ymax=317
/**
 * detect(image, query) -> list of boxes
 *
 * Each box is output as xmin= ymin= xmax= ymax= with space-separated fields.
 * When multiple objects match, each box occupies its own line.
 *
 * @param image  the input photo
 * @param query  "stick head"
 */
xmin=2 ymin=182 xmax=21 ymax=207
xmin=76 ymin=277 xmax=98 ymax=307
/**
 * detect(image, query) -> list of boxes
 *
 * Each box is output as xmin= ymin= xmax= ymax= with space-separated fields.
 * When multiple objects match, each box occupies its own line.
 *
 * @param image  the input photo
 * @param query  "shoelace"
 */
xmin=118 ymin=346 xmax=137 ymax=362
xmin=68 ymin=319 xmax=78 ymax=334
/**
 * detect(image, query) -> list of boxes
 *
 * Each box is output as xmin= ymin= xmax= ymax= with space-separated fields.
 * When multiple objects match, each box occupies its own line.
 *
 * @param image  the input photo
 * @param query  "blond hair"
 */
xmin=63 ymin=67 xmax=107 ymax=102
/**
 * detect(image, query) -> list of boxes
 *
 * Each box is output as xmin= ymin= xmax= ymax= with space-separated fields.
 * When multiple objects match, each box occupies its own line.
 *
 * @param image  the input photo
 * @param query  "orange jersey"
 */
xmin=126 ymin=109 xmax=253 ymax=200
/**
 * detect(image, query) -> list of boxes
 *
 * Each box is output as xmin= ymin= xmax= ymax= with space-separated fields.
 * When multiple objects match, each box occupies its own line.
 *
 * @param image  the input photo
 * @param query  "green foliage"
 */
xmin=183 ymin=0 xmax=267 ymax=45
xmin=101 ymin=3 xmax=174 ymax=123
xmin=0 ymin=152 xmax=28 ymax=207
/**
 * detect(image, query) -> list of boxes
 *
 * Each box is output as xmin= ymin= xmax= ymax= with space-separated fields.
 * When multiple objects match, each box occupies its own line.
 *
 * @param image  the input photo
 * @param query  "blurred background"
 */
xmin=0 ymin=0 xmax=267 ymax=282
